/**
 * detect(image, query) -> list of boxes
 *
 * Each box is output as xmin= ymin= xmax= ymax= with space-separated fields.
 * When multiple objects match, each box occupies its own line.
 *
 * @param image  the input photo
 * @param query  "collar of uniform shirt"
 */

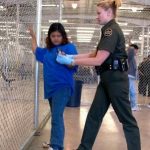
xmin=101 ymin=19 xmax=116 ymax=32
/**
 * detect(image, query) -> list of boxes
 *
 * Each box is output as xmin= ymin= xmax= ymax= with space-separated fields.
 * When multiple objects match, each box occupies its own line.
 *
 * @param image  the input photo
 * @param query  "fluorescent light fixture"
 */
xmin=0 ymin=25 xmax=11 ymax=28
xmin=42 ymin=29 xmax=48 ymax=32
xmin=119 ymin=6 xmax=144 ymax=12
xmin=56 ymin=4 xmax=64 ymax=8
xmin=77 ymin=27 xmax=95 ymax=30
xmin=145 ymin=46 xmax=149 ymax=48
xmin=77 ymin=33 xmax=93 ymax=36
xmin=19 ymin=37 xmax=31 ymax=39
xmin=139 ymin=34 xmax=150 ymax=38
xmin=132 ymin=7 xmax=143 ymax=12
xmin=77 ymin=39 xmax=92 ymax=41
xmin=77 ymin=39 xmax=93 ymax=42
xmin=77 ymin=39 xmax=91 ymax=41
xmin=77 ymin=28 xmax=94 ymax=42
xmin=0 ymin=21 xmax=15 ymax=24
xmin=0 ymin=28 xmax=16 ymax=31
xmin=0 ymin=29 xmax=6 ymax=31
xmin=0 ymin=5 xmax=6 ymax=11
xmin=131 ymin=40 xmax=142 ymax=43
xmin=41 ymin=26 xmax=49 ymax=29
xmin=118 ymin=22 xmax=128 ymax=26
xmin=49 ymin=20 xmax=68 ymax=23
xmin=123 ymin=32 xmax=130 ymax=35
xmin=77 ymin=40 xmax=91 ymax=41
xmin=132 ymin=8 xmax=138 ymax=12
xmin=9 ymin=33 xmax=16 ymax=35
xmin=77 ymin=37 xmax=92 ymax=39
xmin=42 ymin=4 xmax=57 ymax=7
xmin=77 ymin=41 xmax=91 ymax=43
xmin=77 ymin=35 xmax=92 ymax=37
xmin=0 ymin=36 xmax=10 ymax=40
xmin=77 ymin=30 xmax=94 ymax=33
xmin=72 ymin=3 xmax=78 ymax=9
xmin=122 ymin=29 xmax=133 ymax=32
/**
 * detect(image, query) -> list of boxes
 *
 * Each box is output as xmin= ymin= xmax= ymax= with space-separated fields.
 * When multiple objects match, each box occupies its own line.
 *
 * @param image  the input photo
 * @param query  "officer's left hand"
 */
xmin=56 ymin=54 xmax=74 ymax=65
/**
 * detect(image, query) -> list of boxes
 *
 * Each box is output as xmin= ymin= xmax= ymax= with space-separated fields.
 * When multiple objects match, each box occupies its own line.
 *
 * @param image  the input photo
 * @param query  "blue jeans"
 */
xmin=48 ymin=87 xmax=71 ymax=150
xmin=129 ymin=77 xmax=138 ymax=108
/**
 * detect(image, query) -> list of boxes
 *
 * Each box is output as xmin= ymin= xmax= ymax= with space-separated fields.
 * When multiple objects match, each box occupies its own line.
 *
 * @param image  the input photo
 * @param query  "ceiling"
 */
xmin=0 ymin=0 xmax=150 ymax=56
xmin=40 ymin=0 xmax=150 ymax=54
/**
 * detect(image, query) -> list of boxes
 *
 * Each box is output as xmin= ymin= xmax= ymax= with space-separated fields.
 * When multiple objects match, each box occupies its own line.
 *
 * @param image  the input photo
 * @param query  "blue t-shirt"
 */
xmin=35 ymin=43 xmax=78 ymax=99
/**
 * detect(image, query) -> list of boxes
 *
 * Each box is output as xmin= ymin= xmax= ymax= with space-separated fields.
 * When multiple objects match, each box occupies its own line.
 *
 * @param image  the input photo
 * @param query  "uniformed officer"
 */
xmin=56 ymin=0 xmax=141 ymax=150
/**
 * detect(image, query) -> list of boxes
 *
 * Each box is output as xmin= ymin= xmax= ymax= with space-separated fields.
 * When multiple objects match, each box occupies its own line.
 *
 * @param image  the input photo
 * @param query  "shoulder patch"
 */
xmin=104 ymin=28 xmax=112 ymax=36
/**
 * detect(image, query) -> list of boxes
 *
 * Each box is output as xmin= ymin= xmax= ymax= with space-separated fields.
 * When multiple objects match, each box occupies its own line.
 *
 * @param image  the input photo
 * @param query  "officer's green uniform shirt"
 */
xmin=97 ymin=19 xmax=127 ymax=61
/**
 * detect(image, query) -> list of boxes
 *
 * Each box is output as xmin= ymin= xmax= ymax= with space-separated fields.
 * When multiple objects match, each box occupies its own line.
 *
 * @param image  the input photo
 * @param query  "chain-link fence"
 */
xmin=0 ymin=0 xmax=150 ymax=149
xmin=0 ymin=0 xmax=65 ymax=149
xmin=0 ymin=0 xmax=37 ymax=149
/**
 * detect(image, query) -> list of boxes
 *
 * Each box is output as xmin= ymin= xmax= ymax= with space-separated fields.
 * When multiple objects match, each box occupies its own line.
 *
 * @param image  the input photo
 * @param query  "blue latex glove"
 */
xmin=56 ymin=54 xmax=74 ymax=65
xmin=66 ymin=54 xmax=76 ymax=59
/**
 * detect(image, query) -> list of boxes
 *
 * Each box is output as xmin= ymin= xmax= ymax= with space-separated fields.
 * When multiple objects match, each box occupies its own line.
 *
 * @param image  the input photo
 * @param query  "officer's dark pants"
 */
xmin=78 ymin=71 xmax=141 ymax=150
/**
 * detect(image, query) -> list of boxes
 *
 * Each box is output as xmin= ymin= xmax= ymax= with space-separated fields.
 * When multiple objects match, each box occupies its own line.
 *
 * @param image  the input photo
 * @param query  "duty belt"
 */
xmin=95 ymin=58 xmax=128 ymax=75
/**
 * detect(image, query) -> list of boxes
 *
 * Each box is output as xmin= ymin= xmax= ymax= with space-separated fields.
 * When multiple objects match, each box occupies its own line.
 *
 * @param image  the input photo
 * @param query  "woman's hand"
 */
xmin=28 ymin=25 xmax=36 ymax=38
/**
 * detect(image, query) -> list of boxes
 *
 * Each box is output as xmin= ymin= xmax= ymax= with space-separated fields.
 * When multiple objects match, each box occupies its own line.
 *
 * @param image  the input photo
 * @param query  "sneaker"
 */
xmin=42 ymin=142 xmax=50 ymax=148
xmin=132 ymin=107 xmax=141 ymax=111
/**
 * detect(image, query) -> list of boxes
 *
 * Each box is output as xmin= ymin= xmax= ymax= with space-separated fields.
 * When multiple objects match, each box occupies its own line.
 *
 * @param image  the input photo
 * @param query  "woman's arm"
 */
xmin=28 ymin=27 xmax=37 ymax=53
xmin=73 ymin=50 xmax=110 ymax=66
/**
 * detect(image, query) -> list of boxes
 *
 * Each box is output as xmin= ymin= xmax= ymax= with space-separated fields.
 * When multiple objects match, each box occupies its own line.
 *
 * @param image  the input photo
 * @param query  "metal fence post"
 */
xmin=34 ymin=0 xmax=42 ymax=129
xmin=59 ymin=0 xmax=63 ymax=22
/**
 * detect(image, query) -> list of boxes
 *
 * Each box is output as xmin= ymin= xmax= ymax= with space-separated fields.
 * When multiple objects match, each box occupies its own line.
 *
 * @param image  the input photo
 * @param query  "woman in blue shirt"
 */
xmin=29 ymin=23 xmax=78 ymax=150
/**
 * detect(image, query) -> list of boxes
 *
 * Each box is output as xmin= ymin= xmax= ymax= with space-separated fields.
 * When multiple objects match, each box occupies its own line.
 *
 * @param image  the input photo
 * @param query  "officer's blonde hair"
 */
xmin=97 ymin=0 xmax=122 ymax=17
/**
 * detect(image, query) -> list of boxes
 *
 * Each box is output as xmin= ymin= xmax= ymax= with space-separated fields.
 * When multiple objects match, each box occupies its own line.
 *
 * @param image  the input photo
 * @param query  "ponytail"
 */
xmin=97 ymin=0 xmax=123 ymax=17
xmin=114 ymin=0 xmax=122 ymax=8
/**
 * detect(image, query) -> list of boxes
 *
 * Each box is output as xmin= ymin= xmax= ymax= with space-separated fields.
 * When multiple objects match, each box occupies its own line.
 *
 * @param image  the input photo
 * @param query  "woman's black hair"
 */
xmin=46 ymin=22 xmax=69 ymax=49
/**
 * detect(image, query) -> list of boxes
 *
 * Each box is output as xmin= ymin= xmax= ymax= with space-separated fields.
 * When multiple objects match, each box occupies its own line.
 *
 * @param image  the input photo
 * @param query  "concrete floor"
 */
xmin=28 ymin=87 xmax=150 ymax=150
